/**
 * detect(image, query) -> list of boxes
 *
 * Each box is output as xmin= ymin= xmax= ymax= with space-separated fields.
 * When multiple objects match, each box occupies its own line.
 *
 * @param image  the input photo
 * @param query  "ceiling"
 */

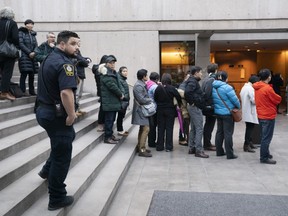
xmin=210 ymin=39 xmax=288 ymax=52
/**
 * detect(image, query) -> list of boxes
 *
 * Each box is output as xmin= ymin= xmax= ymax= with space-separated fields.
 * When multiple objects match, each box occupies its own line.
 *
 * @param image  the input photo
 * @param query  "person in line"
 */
xmin=185 ymin=66 xmax=209 ymax=158
xmin=240 ymin=75 xmax=259 ymax=153
xmin=271 ymin=73 xmax=283 ymax=114
xmin=36 ymin=30 xmax=79 ymax=210
xmin=154 ymin=73 xmax=182 ymax=152
xmin=116 ymin=66 xmax=130 ymax=136
xmin=0 ymin=6 xmax=19 ymax=101
xmin=18 ymin=19 xmax=39 ymax=95
xmin=146 ymin=72 xmax=160 ymax=148
xmin=73 ymin=41 xmax=92 ymax=116
xmin=92 ymin=55 xmax=108 ymax=132
xmin=201 ymin=63 xmax=218 ymax=151
xmin=34 ymin=32 xmax=56 ymax=63
xmin=212 ymin=71 xmax=240 ymax=159
xmin=99 ymin=55 xmax=123 ymax=144
xmin=131 ymin=69 xmax=152 ymax=157
xmin=253 ymin=68 xmax=281 ymax=164
xmin=177 ymin=72 xmax=190 ymax=146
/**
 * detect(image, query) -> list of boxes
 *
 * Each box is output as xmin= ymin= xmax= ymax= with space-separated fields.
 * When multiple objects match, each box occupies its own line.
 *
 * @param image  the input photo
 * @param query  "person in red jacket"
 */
xmin=253 ymin=68 xmax=281 ymax=164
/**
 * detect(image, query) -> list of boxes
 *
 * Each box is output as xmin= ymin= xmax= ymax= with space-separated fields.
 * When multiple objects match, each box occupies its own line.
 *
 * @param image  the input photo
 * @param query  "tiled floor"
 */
xmin=107 ymin=113 xmax=288 ymax=216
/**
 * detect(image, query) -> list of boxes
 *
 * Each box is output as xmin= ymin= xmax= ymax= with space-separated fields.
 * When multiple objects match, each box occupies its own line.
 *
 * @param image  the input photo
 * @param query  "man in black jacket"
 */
xmin=185 ymin=66 xmax=209 ymax=158
xmin=201 ymin=63 xmax=218 ymax=151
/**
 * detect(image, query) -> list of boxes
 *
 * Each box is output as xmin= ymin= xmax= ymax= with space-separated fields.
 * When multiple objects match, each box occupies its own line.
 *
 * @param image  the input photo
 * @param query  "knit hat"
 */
xmin=105 ymin=55 xmax=117 ymax=63
xmin=24 ymin=19 xmax=34 ymax=25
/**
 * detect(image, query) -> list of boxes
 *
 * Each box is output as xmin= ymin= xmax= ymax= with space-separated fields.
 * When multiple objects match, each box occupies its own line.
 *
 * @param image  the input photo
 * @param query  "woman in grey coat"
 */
xmin=131 ymin=69 xmax=153 ymax=157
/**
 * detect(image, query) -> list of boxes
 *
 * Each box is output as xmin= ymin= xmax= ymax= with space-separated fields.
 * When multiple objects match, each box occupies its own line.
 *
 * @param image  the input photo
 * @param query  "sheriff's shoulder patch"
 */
xmin=63 ymin=64 xmax=74 ymax=76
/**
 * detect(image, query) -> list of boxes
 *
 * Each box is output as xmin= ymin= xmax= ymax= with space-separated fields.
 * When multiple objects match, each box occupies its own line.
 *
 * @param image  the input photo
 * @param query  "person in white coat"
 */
xmin=240 ymin=75 xmax=259 ymax=153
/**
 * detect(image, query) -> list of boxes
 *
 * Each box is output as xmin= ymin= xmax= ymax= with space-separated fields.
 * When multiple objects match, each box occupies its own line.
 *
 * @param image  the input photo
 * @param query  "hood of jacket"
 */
xmin=212 ymin=80 xmax=226 ymax=89
xmin=98 ymin=63 xmax=116 ymax=77
xmin=252 ymin=81 xmax=267 ymax=90
xmin=146 ymin=80 xmax=157 ymax=90
xmin=18 ymin=26 xmax=37 ymax=36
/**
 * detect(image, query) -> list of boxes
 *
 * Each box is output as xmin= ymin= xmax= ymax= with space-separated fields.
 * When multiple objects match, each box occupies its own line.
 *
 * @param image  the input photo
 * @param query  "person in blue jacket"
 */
xmin=212 ymin=71 xmax=240 ymax=159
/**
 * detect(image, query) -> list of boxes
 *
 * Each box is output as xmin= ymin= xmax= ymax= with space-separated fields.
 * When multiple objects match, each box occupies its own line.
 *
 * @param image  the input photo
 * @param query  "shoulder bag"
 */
xmin=135 ymin=99 xmax=156 ymax=117
xmin=0 ymin=21 xmax=19 ymax=58
xmin=216 ymin=89 xmax=242 ymax=122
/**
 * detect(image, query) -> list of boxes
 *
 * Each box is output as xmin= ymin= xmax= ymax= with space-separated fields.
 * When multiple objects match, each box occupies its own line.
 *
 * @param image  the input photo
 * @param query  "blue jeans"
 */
xmin=104 ymin=111 xmax=117 ymax=140
xmin=259 ymin=119 xmax=275 ymax=161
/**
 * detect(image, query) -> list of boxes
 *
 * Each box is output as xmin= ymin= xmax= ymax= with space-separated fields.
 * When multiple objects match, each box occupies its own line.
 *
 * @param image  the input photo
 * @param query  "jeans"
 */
xmin=259 ymin=119 xmax=275 ymax=161
xmin=36 ymin=107 xmax=75 ymax=204
xmin=215 ymin=115 xmax=235 ymax=158
xmin=187 ymin=105 xmax=204 ymax=152
xmin=104 ymin=111 xmax=117 ymax=140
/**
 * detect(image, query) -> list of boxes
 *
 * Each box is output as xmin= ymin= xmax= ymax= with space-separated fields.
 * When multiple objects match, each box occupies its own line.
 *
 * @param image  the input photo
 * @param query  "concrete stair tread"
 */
xmin=68 ymin=127 xmax=137 ymax=216
xmin=21 ymin=126 xmax=136 ymax=216
xmin=21 ymin=143 xmax=117 ymax=216
xmin=0 ymin=127 xmax=105 ymax=216
xmin=0 ymin=113 xmax=35 ymax=129
xmin=0 ymin=114 xmax=99 ymax=181
xmin=0 ymin=102 xmax=34 ymax=116
xmin=0 ymin=125 xmax=44 ymax=153
xmin=0 ymin=96 xmax=36 ymax=109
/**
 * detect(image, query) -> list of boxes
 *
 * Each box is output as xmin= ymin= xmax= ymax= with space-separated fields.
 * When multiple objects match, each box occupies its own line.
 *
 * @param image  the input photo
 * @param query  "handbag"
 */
xmin=0 ymin=21 xmax=19 ymax=58
xmin=230 ymin=108 xmax=242 ymax=122
xmin=141 ymin=102 xmax=156 ymax=117
xmin=216 ymin=89 xmax=242 ymax=122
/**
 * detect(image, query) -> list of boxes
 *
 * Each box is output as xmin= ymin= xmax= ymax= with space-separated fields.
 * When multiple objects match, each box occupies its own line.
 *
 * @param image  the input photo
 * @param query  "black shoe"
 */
xmin=111 ymin=135 xmax=120 ymax=141
xmin=104 ymin=138 xmax=118 ymax=144
xmin=166 ymin=149 xmax=173 ymax=152
xmin=188 ymin=147 xmax=196 ymax=154
xmin=48 ymin=196 xmax=74 ymax=211
xmin=268 ymin=154 xmax=273 ymax=159
xmin=243 ymin=145 xmax=255 ymax=153
xmin=216 ymin=152 xmax=226 ymax=156
xmin=260 ymin=158 xmax=276 ymax=164
xmin=38 ymin=170 xmax=48 ymax=179
xmin=138 ymin=151 xmax=152 ymax=157
xmin=227 ymin=155 xmax=238 ymax=159
xmin=195 ymin=151 xmax=209 ymax=158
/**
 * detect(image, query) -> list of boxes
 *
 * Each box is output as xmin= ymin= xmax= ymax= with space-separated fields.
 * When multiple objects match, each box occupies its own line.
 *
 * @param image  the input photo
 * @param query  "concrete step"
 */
xmin=0 ymin=95 xmax=36 ymax=109
xmin=20 ymin=115 xmax=135 ymax=216
xmin=0 ymin=100 xmax=99 ymax=161
xmin=0 ymin=113 xmax=99 ymax=191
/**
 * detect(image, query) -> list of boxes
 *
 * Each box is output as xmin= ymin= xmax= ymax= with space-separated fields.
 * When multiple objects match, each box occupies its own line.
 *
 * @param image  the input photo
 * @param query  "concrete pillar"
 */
xmin=195 ymin=32 xmax=212 ymax=70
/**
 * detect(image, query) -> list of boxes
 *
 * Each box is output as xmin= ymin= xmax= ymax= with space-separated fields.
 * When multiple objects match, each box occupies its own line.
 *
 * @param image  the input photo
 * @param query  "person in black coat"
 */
xmin=154 ymin=73 xmax=182 ymax=152
xmin=0 ymin=7 xmax=19 ymax=101
xmin=18 ymin=19 xmax=39 ymax=95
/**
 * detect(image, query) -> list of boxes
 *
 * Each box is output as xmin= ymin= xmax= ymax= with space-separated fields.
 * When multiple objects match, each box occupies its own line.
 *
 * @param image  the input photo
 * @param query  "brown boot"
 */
xmin=0 ymin=92 xmax=16 ymax=101
xmin=243 ymin=145 xmax=255 ymax=153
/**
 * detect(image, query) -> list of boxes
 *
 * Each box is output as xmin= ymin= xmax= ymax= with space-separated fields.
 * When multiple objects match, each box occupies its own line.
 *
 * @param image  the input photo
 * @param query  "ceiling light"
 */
xmin=227 ymin=49 xmax=231 ymax=52
xmin=254 ymin=42 xmax=259 ymax=45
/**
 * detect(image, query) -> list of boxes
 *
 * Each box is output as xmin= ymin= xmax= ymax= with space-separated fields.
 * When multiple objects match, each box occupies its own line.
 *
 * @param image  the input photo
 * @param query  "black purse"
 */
xmin=0 ymin=21 xmax=19 ymax=58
